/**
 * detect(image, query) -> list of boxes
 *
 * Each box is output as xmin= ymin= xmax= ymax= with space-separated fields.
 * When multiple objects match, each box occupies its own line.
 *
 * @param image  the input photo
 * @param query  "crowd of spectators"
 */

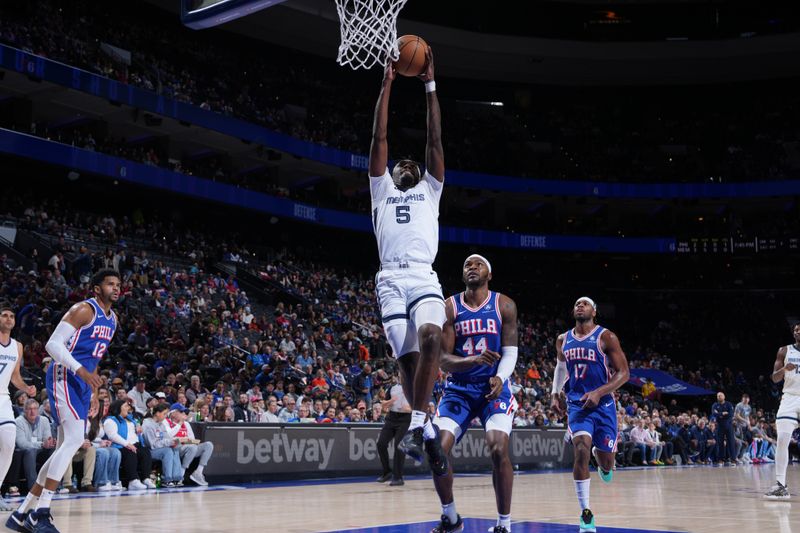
xmin=0 ymin=193 xmax=791 ymax=494
xmin=2 ymin=0 xmax=800 ymax=183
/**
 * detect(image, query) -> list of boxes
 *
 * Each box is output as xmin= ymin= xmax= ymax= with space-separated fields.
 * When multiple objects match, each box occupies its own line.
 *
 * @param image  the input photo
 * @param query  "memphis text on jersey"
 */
xmin=563 ymin=346 xmax=599 ymax=362
xmin=454 ymin=318 xmax=499 ymax=336
xmin=385 ymin=192 xmax=426 ymax=205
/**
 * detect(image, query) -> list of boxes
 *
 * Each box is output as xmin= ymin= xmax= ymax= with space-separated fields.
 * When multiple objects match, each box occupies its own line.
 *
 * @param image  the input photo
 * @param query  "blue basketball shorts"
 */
xmin=567 ymin=399 xmax=618 ymax=453
xmin=434 ymin=380 xmax=517 ymax=442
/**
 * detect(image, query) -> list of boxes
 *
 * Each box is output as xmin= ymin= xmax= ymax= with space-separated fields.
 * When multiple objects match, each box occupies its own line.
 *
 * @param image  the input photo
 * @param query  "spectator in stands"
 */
xmin=261 ymin=398 xmax=280 ymax=423
xmin=734 ymin=394 xmax=752 ymax=428
xmin=628 ymin=419 xmax=654 ymax=465
xmin=89 ymin=401 xmax=122 ymax=492
xmin=127 ymin=325 xmax=150 ymax=353
xmin=278 ymin=396 xmax=298 ymax=423
xmin=186 ymin=375 xmax=209 ymax=405
xmin=13 ymin=399 xmax=56 ymax=491
xmin=12 ymin=391 xmax=27 ymax=418
xmin=165 ymin=404 xmax=211 ymax=486
xmin=233 ymin=393 xmax=251 ymax=422
xmin=142 ymin=403 xmax=183 ymax=487
xmin=128 ymin=377 xmax=152 ymax=416
xmin=692 ymin=419 xmax=716 ymax=463
xmin=103 ymin=399 xmax=155 ymax=490
xmin=353 ymin=364 xmax=372 ymax=404
xmin=652 ymin=419 xmax=674 ymax=465
xmin=297 ymin=405 xmax=314 ymax=423
xmin=646 ymin=422 xmax=665 ymax=465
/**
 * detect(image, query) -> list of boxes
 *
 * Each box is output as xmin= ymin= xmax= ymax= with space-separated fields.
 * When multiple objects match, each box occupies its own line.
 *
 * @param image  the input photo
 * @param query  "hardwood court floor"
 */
xmin=9 ymin=464 xmax=799 ymax=532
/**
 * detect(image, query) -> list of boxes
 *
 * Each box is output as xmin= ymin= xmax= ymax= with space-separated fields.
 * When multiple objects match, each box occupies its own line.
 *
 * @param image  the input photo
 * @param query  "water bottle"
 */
xmin=155 ymin=473 xmax=162 ymax=489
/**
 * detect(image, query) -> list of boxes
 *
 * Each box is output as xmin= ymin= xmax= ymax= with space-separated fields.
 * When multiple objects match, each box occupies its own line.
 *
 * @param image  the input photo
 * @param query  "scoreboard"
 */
xmin=675 ymin=236 xmax=799 ymax=254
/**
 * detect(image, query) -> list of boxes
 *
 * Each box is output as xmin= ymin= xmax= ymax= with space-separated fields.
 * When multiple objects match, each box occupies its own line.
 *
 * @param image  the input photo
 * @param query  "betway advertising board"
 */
xmin=195 ymin=424 xmax=573 ymax=482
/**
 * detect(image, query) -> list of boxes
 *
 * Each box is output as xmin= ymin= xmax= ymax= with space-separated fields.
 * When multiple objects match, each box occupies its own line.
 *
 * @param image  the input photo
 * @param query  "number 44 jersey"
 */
xmin=369 ymin=168 xmax=443 ymax=266
xmin=449 ymin=291 xmax=503 ymax=383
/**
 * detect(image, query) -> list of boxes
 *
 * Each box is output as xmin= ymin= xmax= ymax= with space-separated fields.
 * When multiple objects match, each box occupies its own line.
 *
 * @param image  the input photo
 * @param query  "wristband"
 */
xmin=425 ymin=81 xmax=436 ymax=93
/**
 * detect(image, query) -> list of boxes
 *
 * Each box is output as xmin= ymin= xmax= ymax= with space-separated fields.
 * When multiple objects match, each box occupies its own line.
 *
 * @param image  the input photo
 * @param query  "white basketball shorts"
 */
xmin=777 ymin=393 xmax=800 ymax=427
xmin=375 ymin=266 xmax=445 ymax=358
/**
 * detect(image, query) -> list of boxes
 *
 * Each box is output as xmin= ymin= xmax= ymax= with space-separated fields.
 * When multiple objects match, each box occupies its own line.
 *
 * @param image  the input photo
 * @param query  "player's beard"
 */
xmin=574 ymin=313 xmax=591 ymax=324
xmin=398 ymin=173 xmax=416 ymax=189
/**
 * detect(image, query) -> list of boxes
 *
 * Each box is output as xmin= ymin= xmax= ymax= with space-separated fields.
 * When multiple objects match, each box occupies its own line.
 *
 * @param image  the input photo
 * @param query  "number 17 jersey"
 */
xmin=370 ymin=169 xmax=443 ymax=265
xmin=562 ymin=324 xmax=613 ymax=407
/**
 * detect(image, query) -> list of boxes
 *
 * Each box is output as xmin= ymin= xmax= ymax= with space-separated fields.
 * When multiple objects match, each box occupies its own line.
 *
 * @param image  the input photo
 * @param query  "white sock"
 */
xmin=409 ymin=410 xmax=426 ymax=431
xmin=195 ymin=465 xmax=204 ymax=475
xmin=442 ymin=501 xmax=458 ymax=524
xmin=497 ymin=513 xmax=511 ymax=530
xmin=574 ymin=478 xmax=590 ymax=511
xmin=35 ymin=488 xmax=54 ymax=510
xmin=776 ymin=432 xmax=791 ymax=486
xmin=17 ymin=492 xmax=38 ymax=513
xmin=423 ymin=420 xmax=436 ymax=441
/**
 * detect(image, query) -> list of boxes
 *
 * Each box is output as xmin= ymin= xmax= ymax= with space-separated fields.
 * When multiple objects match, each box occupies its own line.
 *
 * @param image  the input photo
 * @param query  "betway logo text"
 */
xmin=237 ymin=431 xmax=333 ymax=469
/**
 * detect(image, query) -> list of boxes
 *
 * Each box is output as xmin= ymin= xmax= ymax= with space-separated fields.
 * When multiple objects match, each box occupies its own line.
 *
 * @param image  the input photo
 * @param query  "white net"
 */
xmin=335 ymin=0 xmax=408 ymax=70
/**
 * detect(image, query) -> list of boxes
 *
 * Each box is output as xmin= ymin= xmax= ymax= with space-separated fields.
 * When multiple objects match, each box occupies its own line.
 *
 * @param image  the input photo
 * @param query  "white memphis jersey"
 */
xmin=370 ymin=169 xmax=443 ymax=265
xmin=784 ymin=344 xmax=800 ymax=396
xmin=0 ymin=338 xmax=19 ymax=421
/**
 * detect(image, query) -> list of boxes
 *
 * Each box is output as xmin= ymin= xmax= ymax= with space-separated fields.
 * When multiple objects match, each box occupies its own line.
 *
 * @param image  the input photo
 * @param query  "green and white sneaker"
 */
xmin=579 ymin=509 xmax=597 ymax=532
xmin=764 ymin=482 xmax=790 ymax=499
xmin=592 ymin=447 xmax=613 ymax=484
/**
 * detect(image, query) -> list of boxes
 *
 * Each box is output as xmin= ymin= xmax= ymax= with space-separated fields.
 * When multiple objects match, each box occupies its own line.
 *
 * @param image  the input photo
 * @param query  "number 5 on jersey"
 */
xmin=395 ymin=205 xmax=410 ymax=224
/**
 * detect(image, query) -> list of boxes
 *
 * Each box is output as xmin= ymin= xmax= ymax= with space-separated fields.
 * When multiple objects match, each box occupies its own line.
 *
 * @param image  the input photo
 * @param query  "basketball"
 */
xmin=395 ymin=34 xmax=429 ymax=77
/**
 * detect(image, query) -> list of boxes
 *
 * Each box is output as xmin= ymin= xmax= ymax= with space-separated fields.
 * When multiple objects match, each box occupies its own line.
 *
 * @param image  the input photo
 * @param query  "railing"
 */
xmin=3 ymin=43 xmax=800 ymax=199
xmin=0 ymin=128 xmax=677 ymax=253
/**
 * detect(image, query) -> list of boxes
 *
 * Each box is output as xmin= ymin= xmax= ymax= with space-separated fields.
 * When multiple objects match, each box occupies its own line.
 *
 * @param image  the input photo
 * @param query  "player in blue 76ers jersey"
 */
xmin=550 ymin=297 xmax=629 ymax=533
xmin=8 ymin=270 xmax=119 ymax=533
xmin=430 ymin=254 xmax=518 ymax=533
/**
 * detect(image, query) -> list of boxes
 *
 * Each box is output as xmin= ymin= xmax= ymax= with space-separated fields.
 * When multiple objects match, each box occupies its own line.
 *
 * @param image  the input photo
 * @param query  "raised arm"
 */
xmin=772 ymin=346 xmax=792 ymax=383
xmin=368 ymin=62 xmax=396 ymax=178
xmin=417 ymin=47 xmax=443 ymax=182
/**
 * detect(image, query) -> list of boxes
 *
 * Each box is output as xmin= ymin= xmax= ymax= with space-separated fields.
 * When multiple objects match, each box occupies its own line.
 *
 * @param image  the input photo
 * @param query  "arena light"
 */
xmin=456 ymin=100 xmax=504 ymax=107
xmin=181 ymin=0 xmax=289 ymax=29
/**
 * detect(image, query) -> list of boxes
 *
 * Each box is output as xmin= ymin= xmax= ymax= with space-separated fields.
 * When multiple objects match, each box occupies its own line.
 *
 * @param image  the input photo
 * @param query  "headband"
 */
xmin=465 ymin=254 xmax=492 ymax=273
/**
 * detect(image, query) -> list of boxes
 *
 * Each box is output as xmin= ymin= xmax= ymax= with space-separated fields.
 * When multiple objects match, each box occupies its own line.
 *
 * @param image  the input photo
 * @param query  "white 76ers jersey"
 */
xmin=783 ymin=344 xmax=800 ymax=396
xmin=370 ymin=169 xmax=443 ymax=265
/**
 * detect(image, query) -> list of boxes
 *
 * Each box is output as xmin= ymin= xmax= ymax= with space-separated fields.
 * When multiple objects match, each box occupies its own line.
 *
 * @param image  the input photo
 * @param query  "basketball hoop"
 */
xmin=335 ymin=0 xmax=408 ymax=70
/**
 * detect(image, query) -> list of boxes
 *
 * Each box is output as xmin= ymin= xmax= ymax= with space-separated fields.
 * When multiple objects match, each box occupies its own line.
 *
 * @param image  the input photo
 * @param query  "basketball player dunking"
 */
xmin=368 ymin=47 xmax=448 ymax=474
xmin=7 ymin=270 xmax=118 ymax=533
xmin=764 ymin=322 xmax=800 ymax=499
xmin=0 ymin=305 xmax=37 ymax=512
xmin=432 ymin=254 xmax=518 ymax=533
xmin=551 ymin=297 xmax=629 ymax=533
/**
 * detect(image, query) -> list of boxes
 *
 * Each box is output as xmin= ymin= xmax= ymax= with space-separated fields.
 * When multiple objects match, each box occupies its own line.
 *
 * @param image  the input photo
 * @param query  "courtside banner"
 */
xmin=194 ymin=424 xmax=573 ymax=482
